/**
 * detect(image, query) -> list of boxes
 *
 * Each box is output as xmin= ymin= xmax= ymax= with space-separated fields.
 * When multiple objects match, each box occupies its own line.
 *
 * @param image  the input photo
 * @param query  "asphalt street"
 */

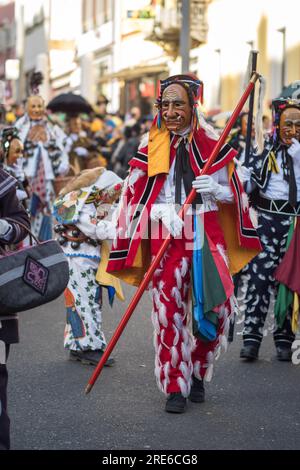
xmin=8 ymin=283 xmax=300 ymax=450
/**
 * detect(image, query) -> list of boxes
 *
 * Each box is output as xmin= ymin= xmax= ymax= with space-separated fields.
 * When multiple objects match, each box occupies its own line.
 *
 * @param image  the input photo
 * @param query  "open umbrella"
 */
xmin=277 ymin=81 xmax=300 ymax=100
xmin=47 ymin=92 xmax=93 ymax=115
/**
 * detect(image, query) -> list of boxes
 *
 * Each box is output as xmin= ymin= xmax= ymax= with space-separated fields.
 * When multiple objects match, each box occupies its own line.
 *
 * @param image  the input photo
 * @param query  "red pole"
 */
xmin=85 ymin=72 xmax=260 ymax=394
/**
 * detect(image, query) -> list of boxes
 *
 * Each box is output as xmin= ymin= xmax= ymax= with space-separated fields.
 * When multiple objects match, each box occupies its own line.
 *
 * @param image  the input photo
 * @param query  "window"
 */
xmin=82 ymin=0 xmax=94 ymax=32
xmin=95 ymin=0 xmax=112 ymax=27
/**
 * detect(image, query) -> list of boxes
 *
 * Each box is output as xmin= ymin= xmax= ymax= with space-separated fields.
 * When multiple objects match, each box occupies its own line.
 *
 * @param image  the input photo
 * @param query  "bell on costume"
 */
xmin=54 ymin=224 xmax=65 ymax=233
xmin=71 ymin=241 xmax=80 ymax=250
xmin=58 ymin=236 xmax=68 ymax=246
xmin=71 ymin=229 xmax=80 ymax=237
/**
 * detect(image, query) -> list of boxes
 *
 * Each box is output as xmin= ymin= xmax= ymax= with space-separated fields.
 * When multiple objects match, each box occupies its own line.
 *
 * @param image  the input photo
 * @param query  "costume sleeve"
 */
xmin=54 ymin=124 xmax=70 ymax=175
xmin=0 ymin=188 xmax=30 ymax=244
xmin=76 ymin=205 xmax=98 ymax=239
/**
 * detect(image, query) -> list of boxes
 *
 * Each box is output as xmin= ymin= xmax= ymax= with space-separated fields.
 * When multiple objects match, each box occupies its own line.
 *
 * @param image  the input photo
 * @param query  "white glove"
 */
xmin=96 ymin=220 xmax=116 ymax=240
xmin=0 ymin=219 xmax=11 ymax=237
xmin=74 ymin=146 xmax=89 ymax=157
xmin=288 ymin=138 xmax=300 ymax=159
xmin=150 ymin=203 xmax=184 ymax=237
xmin=239 ymin=166 xmax=253 ymax=183
xmin=192 ymin=175 xmax=225 ymax=199
xmin=57 ymin=160 xmax=70 ymax=176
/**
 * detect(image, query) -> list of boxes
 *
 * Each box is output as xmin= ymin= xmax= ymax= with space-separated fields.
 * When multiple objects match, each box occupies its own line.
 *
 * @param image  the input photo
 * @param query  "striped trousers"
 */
xmin=240 ymin=211 xmax=295 ymax=349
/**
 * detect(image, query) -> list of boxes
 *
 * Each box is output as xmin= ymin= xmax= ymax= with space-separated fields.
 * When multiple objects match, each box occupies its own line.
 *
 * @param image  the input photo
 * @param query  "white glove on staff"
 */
xmin=150 ymin=203 xmax=184 ymax=237
xmin=192 ymin=175 xmax=232 ymax=201
xmin=239 ymin=165 xmax=253 ymax=183
xmin=288 ymin=138 xmax=300 ymax=159
xmin=0 ymin=219 xmax=11 ymax=237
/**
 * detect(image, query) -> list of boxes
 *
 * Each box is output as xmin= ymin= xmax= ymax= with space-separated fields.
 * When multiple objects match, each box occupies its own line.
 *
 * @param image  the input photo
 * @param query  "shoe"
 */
xmin=189 ymin=376 xmax=205 ymax=403
xmin=240 ymin=344 xmax=259 ymax=361
xmin=165 ymin=393 xmax=187 ymax=413
xmin=69 ymin=349 xmax=115 ymax=367
xmin=276 ymin=346 xmax=292 ymax=362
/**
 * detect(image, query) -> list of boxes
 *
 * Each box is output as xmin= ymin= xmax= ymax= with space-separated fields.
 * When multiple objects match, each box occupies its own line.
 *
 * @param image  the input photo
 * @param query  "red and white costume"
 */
xmin=107 ymin=125 xmax=261 ymax=397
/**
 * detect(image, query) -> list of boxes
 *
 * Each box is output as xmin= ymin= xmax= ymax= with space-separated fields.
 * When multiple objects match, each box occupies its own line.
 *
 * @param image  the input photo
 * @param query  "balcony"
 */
xmin=146 ymin=0 xmax=209 ymax=58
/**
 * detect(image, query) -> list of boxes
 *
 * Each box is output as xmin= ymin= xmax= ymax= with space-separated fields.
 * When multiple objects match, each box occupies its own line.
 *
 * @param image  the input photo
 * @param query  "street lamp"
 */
xmin=180 ymin=0 xmax=190 ymax=73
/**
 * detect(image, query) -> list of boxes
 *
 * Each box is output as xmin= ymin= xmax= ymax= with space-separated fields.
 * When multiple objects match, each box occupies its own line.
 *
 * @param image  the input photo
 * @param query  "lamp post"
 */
xmin=180 ymin=0 xmax=190 ymax=73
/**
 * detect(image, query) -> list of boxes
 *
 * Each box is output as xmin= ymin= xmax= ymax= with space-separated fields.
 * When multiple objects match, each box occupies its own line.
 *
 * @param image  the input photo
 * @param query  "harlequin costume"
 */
xmin=53 ymin=167 xmax=124 ymax=366
xmin=239 ymin=97 xmax=300 ymax=361
xmin=107 ymin=74 xmax=261 ymax=411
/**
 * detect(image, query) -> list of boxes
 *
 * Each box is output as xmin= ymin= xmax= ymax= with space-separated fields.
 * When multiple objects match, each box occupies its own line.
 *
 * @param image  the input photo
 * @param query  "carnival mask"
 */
xmin=279 ymin=107 xmax=300 ymax=146
xmin=161 ymin=84 xmax=192 ymax=133
xmin=7 ymin=138 xmax=24 ymax=165
xmin=27 ymin=95 xmax=45 ymax=121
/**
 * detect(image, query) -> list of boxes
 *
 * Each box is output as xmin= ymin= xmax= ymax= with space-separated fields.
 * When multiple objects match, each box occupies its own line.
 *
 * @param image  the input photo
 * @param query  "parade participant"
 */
xmin=240 ymin=98 xmax=300 ymax=361
xmin=53 ymin=167 xmax=124 ymax=366
xmin=64 ymin=114 xmax=107 ymax=173
xmin=107 ymin=74 xmax=261 ymax=413
xmin=15 ymin=72 xmax=69 ymax=240
xmin=0 ymin=168 xmax=30 ymax=449
xmin=64 ymin=114 xmax=90 ymax=173
xmin=0 ymin=127 xmax=30 ymax=204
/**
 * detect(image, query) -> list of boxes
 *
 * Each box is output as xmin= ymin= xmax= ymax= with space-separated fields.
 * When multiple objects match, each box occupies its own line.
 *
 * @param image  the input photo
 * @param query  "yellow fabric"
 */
xmin=108 ymin=239 xmax=151 ymax=287
xmin=148 ymin=122 xmax=170 ymax=177
xmin=268 ymin=151 xmax=280 ymax=173
xmin=96 ymin=241 xmax=125 ymax=301
xmin=217 ymin=160 xmax=260 ymax=274
xmin=292 ymin=293 xmax=299 ymax=334
xmin=217 ymin=203 xmax=260 ymax=275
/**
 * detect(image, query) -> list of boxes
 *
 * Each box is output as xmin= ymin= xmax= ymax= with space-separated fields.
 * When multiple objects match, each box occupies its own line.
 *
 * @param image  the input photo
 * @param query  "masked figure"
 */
xmin=106 ymin=74 xmax=261 ymax=413
xmin=15 ymin=72 xmax=69 ymax=240
xmin=239 ymin=98 xmax=300 ymax=361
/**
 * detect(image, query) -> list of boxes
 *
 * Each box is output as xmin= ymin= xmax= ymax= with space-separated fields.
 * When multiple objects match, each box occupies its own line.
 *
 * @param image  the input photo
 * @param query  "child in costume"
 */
xmin=53 ymin=167 xmax=124 ymax=366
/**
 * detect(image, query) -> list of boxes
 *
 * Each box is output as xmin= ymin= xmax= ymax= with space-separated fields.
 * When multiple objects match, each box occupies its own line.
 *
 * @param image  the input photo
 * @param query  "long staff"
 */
xmin=244 ymin=50 xmax=259 ymax=166
xmin=85 ymin=72 xmax=260 ymax=395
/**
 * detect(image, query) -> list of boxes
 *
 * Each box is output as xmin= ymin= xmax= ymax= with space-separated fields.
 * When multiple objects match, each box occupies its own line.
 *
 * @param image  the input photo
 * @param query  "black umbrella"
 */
xmin=47 ymin=92 xmax=93 ymax=115
xmin=277 ymin=81 xmax=300 ymax=100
